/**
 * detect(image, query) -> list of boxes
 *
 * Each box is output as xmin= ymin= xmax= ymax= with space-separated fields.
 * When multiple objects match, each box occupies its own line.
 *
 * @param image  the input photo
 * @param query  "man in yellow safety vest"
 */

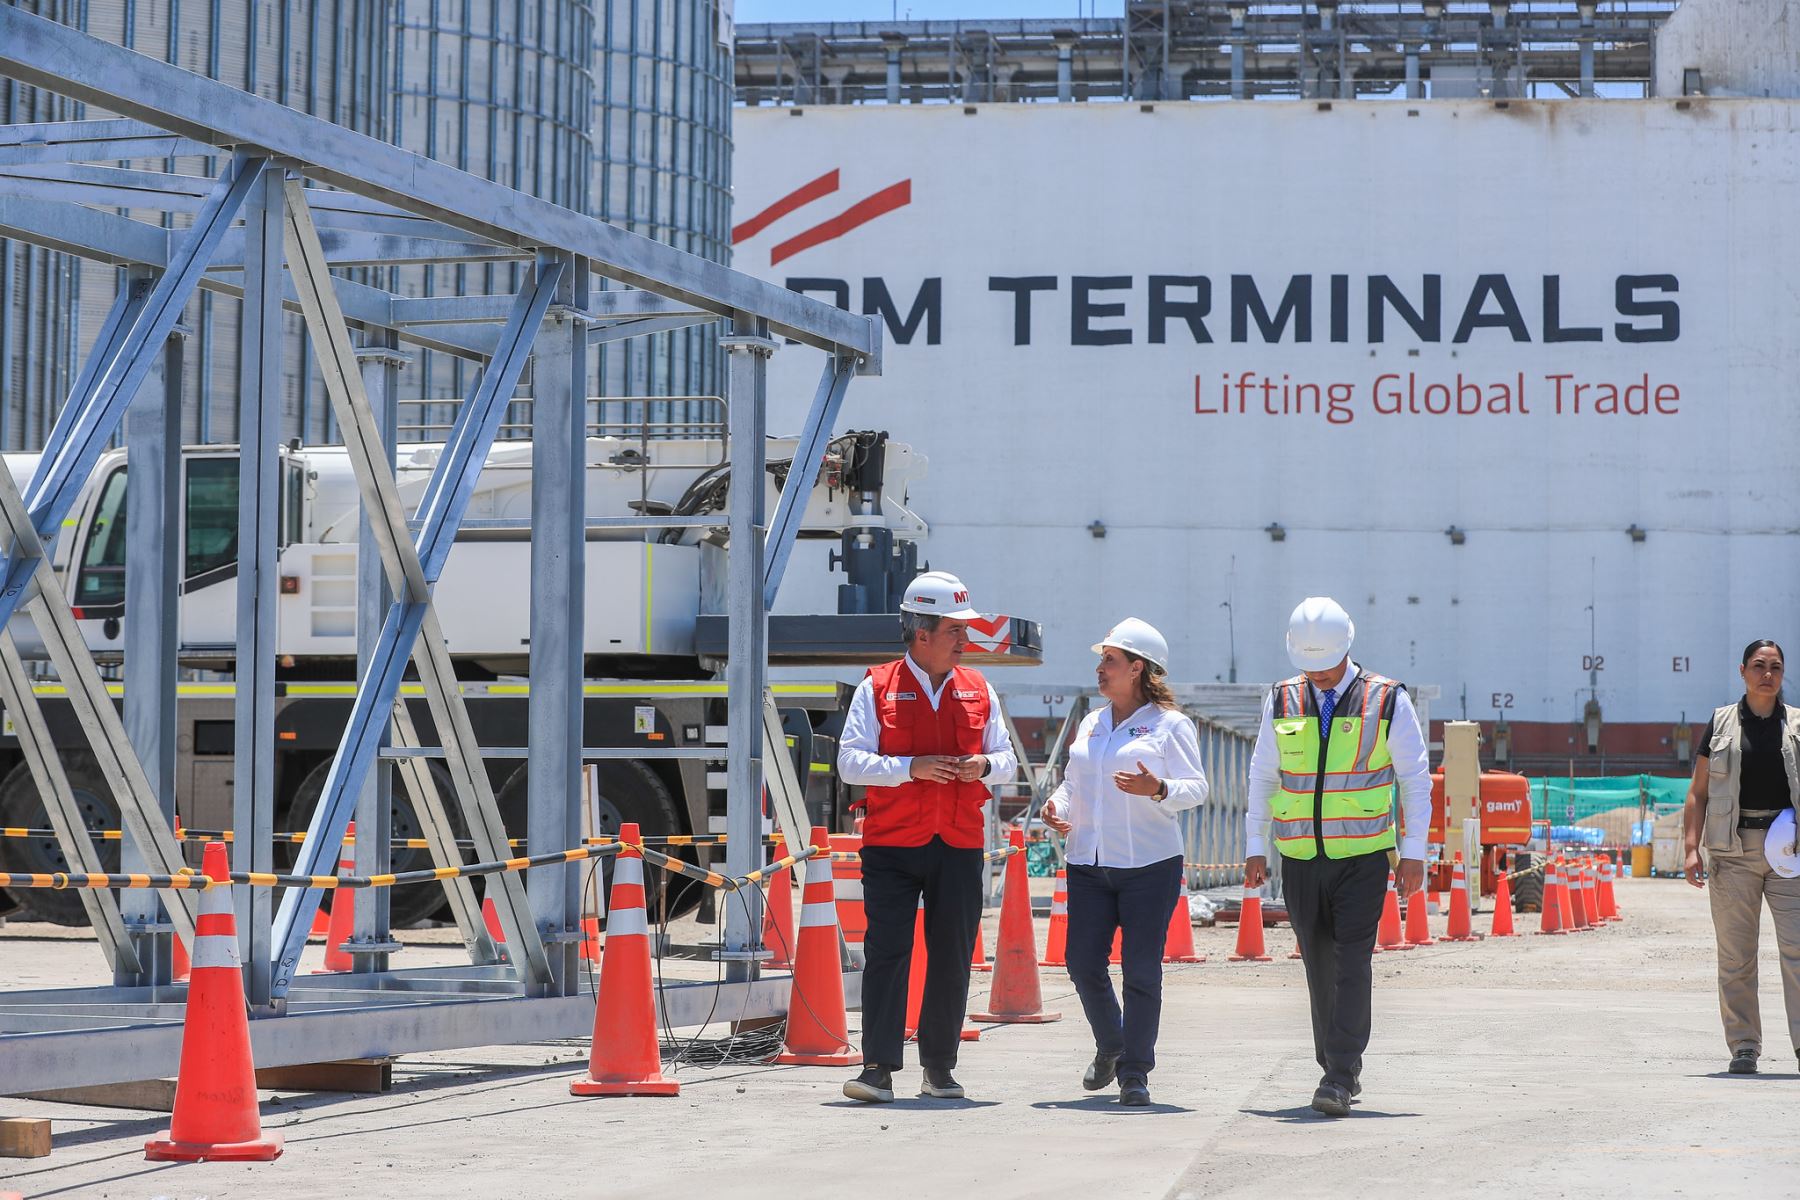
xmin=1243 ymin=597 xmax=1432 ymax=1116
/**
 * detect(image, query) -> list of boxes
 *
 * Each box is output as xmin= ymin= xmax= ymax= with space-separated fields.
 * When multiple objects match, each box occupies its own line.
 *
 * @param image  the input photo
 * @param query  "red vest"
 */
xmin=862 ymin=659 xmax=992 ymax=848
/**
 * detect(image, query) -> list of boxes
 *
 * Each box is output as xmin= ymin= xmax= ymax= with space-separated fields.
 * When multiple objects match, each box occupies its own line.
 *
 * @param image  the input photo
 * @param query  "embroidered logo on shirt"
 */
xmin=885 ymin=692 xmax=918 ymax=701
xmin=951 ymin=689 xmax=982 ymax=700
xmin=1128 ymin=725 xmax=1153 ymax=736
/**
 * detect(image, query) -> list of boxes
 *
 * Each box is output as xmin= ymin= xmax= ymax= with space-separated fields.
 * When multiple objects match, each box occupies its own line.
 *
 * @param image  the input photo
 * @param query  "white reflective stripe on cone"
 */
xmin=1051 ymin=899 xmax=1067 ymax=915
xmin=834 ymin=879 xmax=864 ymax=901
xmin=192 ymin=933 xmax=242 ymax=970
xmin=198 ymin=885 xmax=233 ymax=917
xmin=607 ymin=908 xmax=649 ymax=938
xmin=614 ymin=857 xmax=644 ymax=887
xmin=806 ymin=858 xmax=834 ymax=885
xmin=800 ymin=901 xmax=837 ymax=927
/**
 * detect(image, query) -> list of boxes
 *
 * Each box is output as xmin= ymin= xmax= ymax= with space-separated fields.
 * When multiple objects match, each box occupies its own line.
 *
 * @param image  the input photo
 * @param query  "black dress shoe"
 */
xmin=1119 ymin=1076 xmax=1151 ymax=1106
xmin=1083 ymin=1051 xmax=1122 ymax=1091
xmin=843 ymin=1066 xmax=895 ymax=1103
xmin=921 ymin=1067 xmax=965 ymax=1099
xmin=1311 ymin=1083 xmax=1352 ymax=1117
xmin=1729 ymin=1049 xmax=1759 ymax=1075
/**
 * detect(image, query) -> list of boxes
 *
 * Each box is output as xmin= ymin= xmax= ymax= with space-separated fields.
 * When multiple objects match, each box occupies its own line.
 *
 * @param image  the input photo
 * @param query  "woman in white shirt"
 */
xmin=1041 ymin=618 xmax=1209 ymax=1106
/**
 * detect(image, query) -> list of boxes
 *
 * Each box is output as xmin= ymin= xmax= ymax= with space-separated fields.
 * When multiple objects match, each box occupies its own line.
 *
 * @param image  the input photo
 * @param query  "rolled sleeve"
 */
xmin=1245 ymin=691 xmax=1280 ymax=858
xmin=1388 ymin=687 xmax=1434 ymax=860
xmin=836 ymin=677 xmax=913 ymax=787
xmin=1155 ymin=714 xmax=1210 ymax=814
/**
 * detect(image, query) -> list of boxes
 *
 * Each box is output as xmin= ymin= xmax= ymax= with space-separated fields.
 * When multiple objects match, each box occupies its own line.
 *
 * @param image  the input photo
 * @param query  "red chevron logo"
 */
xmin=733 ymin=169 xmax=912 ymax=267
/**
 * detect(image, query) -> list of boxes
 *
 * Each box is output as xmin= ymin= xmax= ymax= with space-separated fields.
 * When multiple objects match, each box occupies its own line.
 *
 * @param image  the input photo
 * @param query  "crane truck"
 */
xmin=0 ymin=421 xmax=1042 ymax=926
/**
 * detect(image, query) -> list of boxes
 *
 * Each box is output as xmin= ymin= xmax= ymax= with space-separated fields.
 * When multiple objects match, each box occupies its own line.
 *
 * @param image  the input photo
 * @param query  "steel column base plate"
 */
xmin=969 ymin=1011 xmax=1062 ymax=1024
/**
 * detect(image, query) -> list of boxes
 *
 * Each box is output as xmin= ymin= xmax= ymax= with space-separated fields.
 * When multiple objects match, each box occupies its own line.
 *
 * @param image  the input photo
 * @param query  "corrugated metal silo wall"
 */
xmin=388 ymin=0 xmax=595 ymax=437
xmin=0 ymin=0 xmax=390 ymax=449
xmin=591 ymin=0 xmax=732 ymax=418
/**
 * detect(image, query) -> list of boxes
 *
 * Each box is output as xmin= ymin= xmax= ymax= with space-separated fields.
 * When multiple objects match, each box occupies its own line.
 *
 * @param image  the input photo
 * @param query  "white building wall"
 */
xmin=738 ymin=99 xmax=1800 ymax=723
xmin=1654 ymin=0 xmax=1800 ymax=98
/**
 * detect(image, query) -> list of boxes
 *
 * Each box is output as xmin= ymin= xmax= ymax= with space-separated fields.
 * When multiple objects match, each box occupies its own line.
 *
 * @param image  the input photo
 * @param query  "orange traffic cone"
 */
xmin=971 ymin=922 xmax=993 ymax=973
xmin=1490 ymin=867 xmax=1517 ymax=938
xmin=1537 ymin=860 xmax=1566 ymax=935
xmin=1109 ymin=928 xmax=1122 ymax=965
xmin=1402 ymin=885 xmax=1434 ymax=947
xmin=1581 ymin=858 xmax=1602 ymax=927
xmin=570 ymin=821 xmax=680 ymax=1096
xmin=761 ymin=836 xmax=796 ymax=970
xmin=900 ymin=898 xmax=979 ymax=1041
xmin=1444 ymin=854 xmax=1478 ymax=942
xmin=145 ymin=842 xmax=282 ymax=1162
xmin=1164 ymin=892 xmax=1205 ymax=963
xmin=971 ymin=830 xmax=1061 ymax=1023
xmin=774 ymin=825 xmax=860 ymax=1064
xmin=1569 ymin=857 xmax=1591 ymax=930
xmin=1377 ymin=871 xmax=1405 ymax=950
xmin=1228 ymin=887 xmax=1273 ymax=962
xmin=1600 ymin=858 xmax=1620 ymax=920
xmin=904 ymin=898 xmax=928 ymax=1040
xmin=172 ymin=930 xmax=192 ymax=981
xmin=578 ymin=916 xmax=602 ymax=962
xmin=1040 ymin=870 xmax=1069 ymax=967
xmin=314 ymin=822 xmax=357 ymax=973
xmin=1555 ymin=855 xmax=1578 ymax=931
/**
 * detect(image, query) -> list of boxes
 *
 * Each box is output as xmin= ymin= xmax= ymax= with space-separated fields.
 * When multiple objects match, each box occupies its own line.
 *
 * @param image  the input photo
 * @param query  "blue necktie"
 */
xmin=1319 ymin=687 xmax=1337 ymax=731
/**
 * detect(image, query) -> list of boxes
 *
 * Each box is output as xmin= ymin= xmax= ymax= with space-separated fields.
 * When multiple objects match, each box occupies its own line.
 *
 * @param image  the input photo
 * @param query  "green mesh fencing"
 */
xmin=1527 ymin=775 xmax=1689 ymax=845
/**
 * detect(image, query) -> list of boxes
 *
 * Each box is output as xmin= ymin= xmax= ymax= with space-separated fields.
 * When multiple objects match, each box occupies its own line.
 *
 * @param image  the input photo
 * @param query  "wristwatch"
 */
xmin=1153 ymin=780 xmax=1168 ymax=802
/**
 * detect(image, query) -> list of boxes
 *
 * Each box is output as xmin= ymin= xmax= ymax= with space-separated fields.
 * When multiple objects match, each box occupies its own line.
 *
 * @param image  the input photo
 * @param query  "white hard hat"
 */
xmin=1766 ymin=810 xmax=1800 ymax=879
xmin=1286 ymin=597 xmax=1354 ymax=672
xmin=1092 ymin=617 xmax=1169 ymax=672
xmin=900 ymin=571 xmax=981 ymax=620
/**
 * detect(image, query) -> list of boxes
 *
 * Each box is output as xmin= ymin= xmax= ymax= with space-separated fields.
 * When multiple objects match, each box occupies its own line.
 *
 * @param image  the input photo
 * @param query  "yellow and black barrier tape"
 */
xmin=1 ymin=826 xmax=773 ymax=851
xmin=0 ymin=840 xmax=626 ymax=893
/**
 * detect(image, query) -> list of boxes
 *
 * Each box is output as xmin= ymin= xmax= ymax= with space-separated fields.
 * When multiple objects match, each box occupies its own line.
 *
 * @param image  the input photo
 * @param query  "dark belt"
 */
xmin=1739 ymin=809 xmax=1785 ymax=830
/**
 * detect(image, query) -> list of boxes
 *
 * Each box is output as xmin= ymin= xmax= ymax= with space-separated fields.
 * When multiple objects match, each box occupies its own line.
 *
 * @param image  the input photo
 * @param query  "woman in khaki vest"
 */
xmin=1683 ymin=639 xmax=1800 ymax=1075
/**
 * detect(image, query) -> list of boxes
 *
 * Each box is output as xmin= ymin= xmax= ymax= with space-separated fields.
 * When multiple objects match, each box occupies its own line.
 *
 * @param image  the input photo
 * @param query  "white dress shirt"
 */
xmin=1245 ymin=661 xmax=1433 ymax=861
xmin=837 ymin=654 xmax=1018 ymax=787
xmin=1044 ymin=702 xmax=1210 ymax=869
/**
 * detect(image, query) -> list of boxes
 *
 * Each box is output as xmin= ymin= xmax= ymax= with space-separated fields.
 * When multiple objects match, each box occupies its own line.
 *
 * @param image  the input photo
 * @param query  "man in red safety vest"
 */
xmin=837 ymin=571 xmax=1018 ymax=1104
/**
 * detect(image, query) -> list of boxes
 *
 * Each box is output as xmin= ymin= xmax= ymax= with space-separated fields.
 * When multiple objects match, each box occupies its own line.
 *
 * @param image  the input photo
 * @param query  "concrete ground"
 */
xmin=2 ymin=876 xmax=1795 ymax=1199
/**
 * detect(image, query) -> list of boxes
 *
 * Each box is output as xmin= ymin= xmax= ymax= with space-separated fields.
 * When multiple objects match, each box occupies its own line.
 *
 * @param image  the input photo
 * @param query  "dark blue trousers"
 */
xmin=1064 ymin=854 xmax=1183 ymax=1079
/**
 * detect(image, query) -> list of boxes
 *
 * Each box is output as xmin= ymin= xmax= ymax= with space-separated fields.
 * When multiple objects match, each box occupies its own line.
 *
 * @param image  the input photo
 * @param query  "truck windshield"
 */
xmin=185 ymin=458 xmax=238 ymax=582
xmin=72 ymin=467 xmax=128 ymax=608
xmin=71 ymin=455 xmax=305 ymax=609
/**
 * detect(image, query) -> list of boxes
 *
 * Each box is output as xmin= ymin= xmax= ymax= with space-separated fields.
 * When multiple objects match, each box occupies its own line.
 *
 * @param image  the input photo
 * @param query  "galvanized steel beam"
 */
xmin=527 ymin=250 xmax=589 ymax=995
xmin=764 ymin=355 xmax=855 ymax=609
xmin=720 ymin=321 xmax=776 ymax=979
xmin=269 ymin=232 xmax=561 ymax=995
xmin=270 ymin=185 xmax=537 ymax=993
xmin=116 ymin=322 xmax=185 ymax=988
xmin=0 ymin=8 xmax=881 ymax=360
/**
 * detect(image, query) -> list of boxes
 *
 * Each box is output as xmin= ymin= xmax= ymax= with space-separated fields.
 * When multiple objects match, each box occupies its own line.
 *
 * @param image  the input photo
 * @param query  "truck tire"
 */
xmin=1510 ymin=851 xmax=1544 ymax=913
xmin=494 ymin=759 xmax=697 ymax=919
xmin=283 ymin=757 xmax=470 ymax=930
xmin=0 ymin=754 xmax=119 ymax=926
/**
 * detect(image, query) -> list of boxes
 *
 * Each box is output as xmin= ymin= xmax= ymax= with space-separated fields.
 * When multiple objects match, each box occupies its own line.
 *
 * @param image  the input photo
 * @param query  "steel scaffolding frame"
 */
xmin=0 ymin=8 xmax=879 ymax=1089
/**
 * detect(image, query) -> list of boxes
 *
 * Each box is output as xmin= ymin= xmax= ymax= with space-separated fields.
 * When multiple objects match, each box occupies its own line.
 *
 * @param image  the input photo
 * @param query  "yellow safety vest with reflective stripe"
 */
xmin=1269 ymin=671 xmax=1402 ymax=860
